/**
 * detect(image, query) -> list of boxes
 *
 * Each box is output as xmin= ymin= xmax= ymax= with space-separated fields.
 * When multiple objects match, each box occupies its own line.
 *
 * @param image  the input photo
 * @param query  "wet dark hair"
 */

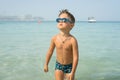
xmin=58 ymin=9 xmax=75 ymax=23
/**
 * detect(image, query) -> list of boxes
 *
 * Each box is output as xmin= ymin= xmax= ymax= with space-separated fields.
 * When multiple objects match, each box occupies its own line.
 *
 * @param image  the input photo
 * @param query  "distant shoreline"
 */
xmin=0 ymin=20 xmax=120 ymax=23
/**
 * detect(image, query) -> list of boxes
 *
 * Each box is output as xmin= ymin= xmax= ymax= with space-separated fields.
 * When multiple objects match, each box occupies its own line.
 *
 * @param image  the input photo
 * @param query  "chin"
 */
xmin=58 ymin=27 xmax=64 ymax=29
xmin=59 ymin=28 xmax=64 ymax=30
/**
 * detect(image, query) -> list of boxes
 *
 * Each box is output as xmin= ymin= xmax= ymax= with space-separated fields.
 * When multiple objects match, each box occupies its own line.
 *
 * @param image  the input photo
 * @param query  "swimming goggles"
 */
xmin=56 ymin=18 xmax=72 ymax=23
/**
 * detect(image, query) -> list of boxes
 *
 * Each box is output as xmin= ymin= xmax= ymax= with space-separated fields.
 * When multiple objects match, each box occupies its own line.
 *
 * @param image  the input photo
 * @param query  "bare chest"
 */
xmin=55 ymin=41 xmax=72 ymax=51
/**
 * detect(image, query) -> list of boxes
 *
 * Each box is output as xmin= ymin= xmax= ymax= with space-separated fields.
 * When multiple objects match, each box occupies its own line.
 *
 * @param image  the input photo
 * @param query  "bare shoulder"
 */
xmin=51 ymin=34 xmax=58 ymax=42
xmin=70 ymin=35 xmax=78 ymax=44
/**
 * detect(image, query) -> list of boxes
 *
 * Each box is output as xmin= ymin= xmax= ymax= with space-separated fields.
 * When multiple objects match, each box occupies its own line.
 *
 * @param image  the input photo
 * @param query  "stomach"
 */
xmin=56 ymin=55 xmax=73 ymax=65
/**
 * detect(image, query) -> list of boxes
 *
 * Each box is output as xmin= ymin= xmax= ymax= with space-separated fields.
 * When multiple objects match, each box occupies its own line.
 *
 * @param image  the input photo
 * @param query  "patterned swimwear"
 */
xmin=55 ymin=61 xmax=72 ymax=73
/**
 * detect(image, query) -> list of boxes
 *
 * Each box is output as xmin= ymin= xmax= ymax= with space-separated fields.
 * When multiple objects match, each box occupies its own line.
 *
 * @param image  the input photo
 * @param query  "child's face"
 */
xmin=57 ymin=13 xmax=73 ymax=31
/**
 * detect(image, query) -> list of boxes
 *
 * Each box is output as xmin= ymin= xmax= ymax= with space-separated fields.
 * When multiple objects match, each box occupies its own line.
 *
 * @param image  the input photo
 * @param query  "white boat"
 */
xmin=88 ymin=17 xmax=96 ymax=23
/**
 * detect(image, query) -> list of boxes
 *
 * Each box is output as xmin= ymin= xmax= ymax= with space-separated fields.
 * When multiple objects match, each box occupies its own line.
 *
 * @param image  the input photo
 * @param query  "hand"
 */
xmin=44 ymin=64 xmax=49 ymax=72
xmin=69 ymin=73 xmax=74 ymax=80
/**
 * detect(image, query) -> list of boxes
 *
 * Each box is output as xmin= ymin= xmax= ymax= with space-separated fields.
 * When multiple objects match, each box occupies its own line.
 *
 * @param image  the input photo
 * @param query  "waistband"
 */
xmin=56 ymin=61 xmax=72 ymax=66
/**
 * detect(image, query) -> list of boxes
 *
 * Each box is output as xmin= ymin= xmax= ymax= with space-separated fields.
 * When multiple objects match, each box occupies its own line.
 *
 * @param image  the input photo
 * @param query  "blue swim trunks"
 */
xmin=55 ymin=61 xmax=72 ymax=73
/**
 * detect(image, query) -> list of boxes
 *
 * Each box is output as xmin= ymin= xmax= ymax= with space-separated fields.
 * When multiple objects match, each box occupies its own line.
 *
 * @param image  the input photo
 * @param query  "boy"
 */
xmin=44 ymin=9 xmax=79 ymax=80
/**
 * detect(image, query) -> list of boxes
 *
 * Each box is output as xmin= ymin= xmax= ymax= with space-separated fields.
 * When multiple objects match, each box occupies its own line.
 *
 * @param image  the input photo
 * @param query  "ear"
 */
xmin=70 ymin=23 xmax=74 ymax=28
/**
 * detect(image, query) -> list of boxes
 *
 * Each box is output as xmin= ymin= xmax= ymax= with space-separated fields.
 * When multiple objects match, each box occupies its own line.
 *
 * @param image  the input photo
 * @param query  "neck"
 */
xmin=59 ymin=31 xmax=70 ymax=37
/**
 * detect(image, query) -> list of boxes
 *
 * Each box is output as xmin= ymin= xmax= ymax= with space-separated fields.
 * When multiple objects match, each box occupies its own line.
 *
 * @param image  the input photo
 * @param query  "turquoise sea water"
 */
xmin=0 ymin=21 xmax=120 ymax=80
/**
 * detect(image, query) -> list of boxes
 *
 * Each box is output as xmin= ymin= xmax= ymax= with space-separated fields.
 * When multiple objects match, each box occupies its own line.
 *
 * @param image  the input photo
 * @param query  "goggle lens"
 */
xmin=56 ymin=18 xmax=72 ymax=23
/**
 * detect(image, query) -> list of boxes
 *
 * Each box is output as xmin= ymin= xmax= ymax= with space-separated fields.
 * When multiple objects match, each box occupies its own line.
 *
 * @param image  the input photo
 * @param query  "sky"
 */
xmin=0 ymin=0 xmax=120 ymax=21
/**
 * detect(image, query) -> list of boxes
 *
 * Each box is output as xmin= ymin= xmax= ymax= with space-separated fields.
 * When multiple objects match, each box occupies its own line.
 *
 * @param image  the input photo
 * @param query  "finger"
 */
xmin=45 ymin=69 xmax=48 ymax=72
xmin=44 ymin=69 xmax=46 ymax=72
xmin=45 ymin=69 xmax=47 ymax=72
xmin=70 ymin=76 xmax=72 ymax=80
xmin=44 ymin=68 xmax=47 ymax=72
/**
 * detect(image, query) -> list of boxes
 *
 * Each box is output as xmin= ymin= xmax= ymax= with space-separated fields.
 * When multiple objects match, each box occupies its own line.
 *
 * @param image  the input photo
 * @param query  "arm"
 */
xmin=44 ymin=37 xmax=55 ymax=72
xmin=71 ymin=38 xmax=79 ymax=75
